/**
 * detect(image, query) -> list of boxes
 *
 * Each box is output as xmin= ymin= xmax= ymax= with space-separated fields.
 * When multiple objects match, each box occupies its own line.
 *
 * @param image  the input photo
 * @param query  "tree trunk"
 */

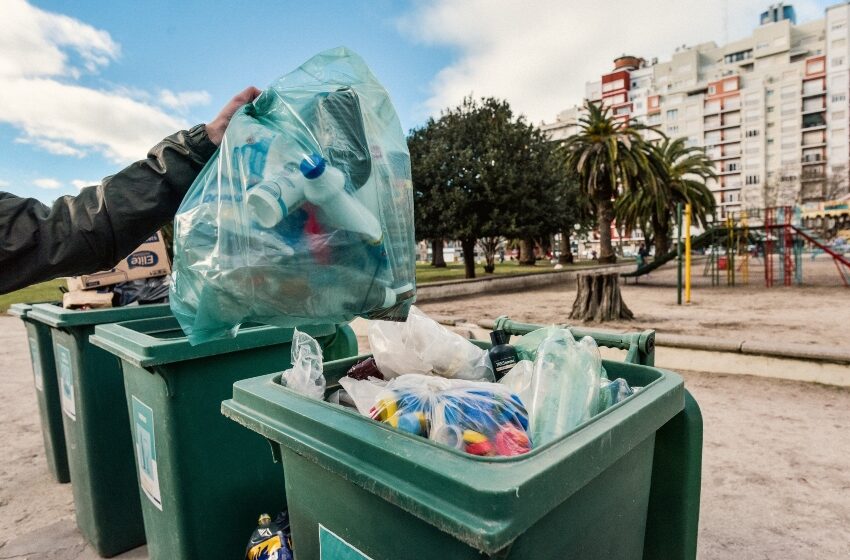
xmin=653 ymin=215 xmax=671 ymax=257
xmin=569 ymin=272 xmax=634 ymax=322
xmin=461 ymin=237 xmax=476 ymax=279
xmin=430 ymin=238 xmax=446 ymax=268
xmin=519 ymin=237 xmax=536 ymax=265
xmin=597 ymin=198 xmax=617 ymax=263
xmin=558 ymin=230 xmax=574 ymax=264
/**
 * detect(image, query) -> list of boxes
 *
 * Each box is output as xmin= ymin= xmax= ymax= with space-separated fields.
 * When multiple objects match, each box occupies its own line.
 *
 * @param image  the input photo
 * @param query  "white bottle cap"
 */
xmin=247 ymin=184 xmax=284 ymax=228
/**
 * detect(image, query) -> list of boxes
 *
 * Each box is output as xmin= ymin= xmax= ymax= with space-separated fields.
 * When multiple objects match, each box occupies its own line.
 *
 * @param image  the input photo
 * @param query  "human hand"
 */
xmin=206 ymin=86 xmax=262 ymax=146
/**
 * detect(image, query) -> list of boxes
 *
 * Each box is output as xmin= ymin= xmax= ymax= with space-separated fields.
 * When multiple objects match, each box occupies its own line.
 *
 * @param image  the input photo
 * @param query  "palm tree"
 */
xmin=616 ymin=137 xmax=716 ymax=256
xmin=562 ymin=102 xmax=655 ymax=263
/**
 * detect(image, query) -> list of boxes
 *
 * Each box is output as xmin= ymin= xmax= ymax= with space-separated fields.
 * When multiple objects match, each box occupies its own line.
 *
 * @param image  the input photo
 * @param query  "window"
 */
xmin=767 ymin=106 xmax=775 ymax=113
xmin=727 ymin=162 xmax=739 ymax=171
xmin=832 ymin=57 xmax=845 ymax=67
xmin=832 ymin=20 xmax=846 ymax=31
xmin=808 ymin=59 xmax=825 ymax=74
xmin=745 ymin=175 xmax=760 ymax=185
xmin=766 ymin=89 xmax=775 ymax=97
xmin=667 ymin=125 xmax=679 ymax=134
xmin=602 ymin=78 xmax=625 ymax=93
xmin=615 ymin=105 xmax=630 ymax=116
xmin=832 ymin=93 xmax=846 ymax=103
xmin=746 ymin=129 xmax=760 ymax=137
xmin=708 ymin=85 xmax=717 ymax=95
xmin=666 ymin=109 xmax=679 ymax=120
xmin=725 ymin=78 xmax=739 ymax=91
xmin=724 ymin=50 xmax=753 ymax=64
xmin=768 ymin=138 xmax=775 ymax=144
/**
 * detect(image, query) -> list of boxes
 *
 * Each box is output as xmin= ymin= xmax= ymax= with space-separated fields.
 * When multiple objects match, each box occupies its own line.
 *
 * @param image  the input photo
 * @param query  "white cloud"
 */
xmin=400 ymin=0 xmax=823 ymax=124
xmin=0 ymin=0 xmax=204 ymax=163
xmin=71 ymin=179 xmax=97 ymax=190
xmin=0 ymin=180 xmax=10 ymax=188
xmin=33 ymin=178 xmax=61 ymax=189
xmin=159 ymin=89 xmax=212 ymax=113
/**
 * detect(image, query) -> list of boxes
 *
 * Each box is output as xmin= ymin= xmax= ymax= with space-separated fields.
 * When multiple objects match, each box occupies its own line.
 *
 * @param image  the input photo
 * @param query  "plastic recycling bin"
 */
xmin=222 ymin=320 xmax=703 ymax=560
xmin=9 ymin=303 xmax=70 ymax=483
xmin=26 ymin=303 xmax=173 ymax=557
xmin=89 ymin=315 xmax=358 ymax=560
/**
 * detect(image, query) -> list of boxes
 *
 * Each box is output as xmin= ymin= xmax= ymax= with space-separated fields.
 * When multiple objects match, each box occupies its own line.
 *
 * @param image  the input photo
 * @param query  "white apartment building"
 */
xmin=542 ymin=2 xmax=850 ymax=220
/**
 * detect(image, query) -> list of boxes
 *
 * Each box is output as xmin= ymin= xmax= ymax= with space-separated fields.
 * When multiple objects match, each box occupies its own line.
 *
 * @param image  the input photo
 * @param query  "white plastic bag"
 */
xmin=498 ymin=359 xmax=534 ymax=408
xmin=280 ymin=329 xmax=325 ymax=400
xmin=368 ymin=306 xmax=494 ymax=381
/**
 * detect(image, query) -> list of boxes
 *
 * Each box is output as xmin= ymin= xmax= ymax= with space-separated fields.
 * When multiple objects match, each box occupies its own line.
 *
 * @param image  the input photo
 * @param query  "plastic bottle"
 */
xmin=247 ymin=153 xmax=383 ymax=243
xmin=488 ymin=330 xmax=519 ymax=380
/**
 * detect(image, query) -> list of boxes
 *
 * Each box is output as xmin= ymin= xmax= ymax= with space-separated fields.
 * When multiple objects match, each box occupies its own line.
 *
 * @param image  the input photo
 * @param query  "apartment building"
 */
xmin=542 ymin=2 xmax=850 ymax=219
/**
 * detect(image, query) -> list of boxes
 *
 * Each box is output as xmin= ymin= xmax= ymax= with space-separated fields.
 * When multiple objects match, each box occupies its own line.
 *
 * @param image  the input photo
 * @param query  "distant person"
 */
xmin=0 ymin=87 xmax=261 ymax=294
xmin=637 ymin=242 xmax=649 ymax=268
xmin=591 ymin=250 xmax=598 ymax=261
xmin=499 ymin=250 xmax=505 ymax=263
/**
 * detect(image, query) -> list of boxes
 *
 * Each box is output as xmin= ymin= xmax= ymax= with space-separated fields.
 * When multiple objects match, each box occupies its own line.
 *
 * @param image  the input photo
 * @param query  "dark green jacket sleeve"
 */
xmin=0 ymin=124 xmax=217 ymax=294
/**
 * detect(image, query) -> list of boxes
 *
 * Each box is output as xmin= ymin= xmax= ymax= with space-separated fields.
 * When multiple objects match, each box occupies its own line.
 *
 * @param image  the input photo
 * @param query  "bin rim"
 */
xmin=89 ymin=315 xmax=339 ymax=368
xmin=222 ymin=358 xmax=685 ymax=553
xmin=7 ymin=302 xmax=32 ymax=318
xmin=27 ymin=302 xmax=171 ymax=328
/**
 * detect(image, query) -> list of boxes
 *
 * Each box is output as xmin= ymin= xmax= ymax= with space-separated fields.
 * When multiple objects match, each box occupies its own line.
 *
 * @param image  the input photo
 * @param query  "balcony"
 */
xmin=718 ymin=168 xmax=743 ymax=175
xmin=801 ymin=155 xmax=825 ymax=165
xmin=802 ymin=87 xmax=826 ymax=98
xmin=801 ymin=174 xmax=826 ymax=182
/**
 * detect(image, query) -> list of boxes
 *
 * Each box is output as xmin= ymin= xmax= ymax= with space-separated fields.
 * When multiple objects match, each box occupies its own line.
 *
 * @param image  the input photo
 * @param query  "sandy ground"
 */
xmin=1 ymin=256 xmax=849 ymax=558
xmin=418 ymin=256 xmax=850 ymax=348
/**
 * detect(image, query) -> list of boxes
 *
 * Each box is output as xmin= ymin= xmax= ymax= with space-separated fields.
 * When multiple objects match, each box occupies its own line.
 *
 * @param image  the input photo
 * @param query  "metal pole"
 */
xmin=677 ymin=203 xmax=683 ymax=305
xmin=685 ymin=203 xmax=692 ymax=303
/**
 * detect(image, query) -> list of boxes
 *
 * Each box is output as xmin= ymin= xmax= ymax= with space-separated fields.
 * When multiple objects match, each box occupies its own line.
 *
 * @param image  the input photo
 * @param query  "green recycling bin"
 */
xmin=222 ymin=320 xmax=703 ymax=560
xmin=89 ymin=315 xmax=358 ymax=560
xmin=9 ymin=303 xmax=70 ymax=484
xmin=26 ymin=303 xmax=174 ymax=557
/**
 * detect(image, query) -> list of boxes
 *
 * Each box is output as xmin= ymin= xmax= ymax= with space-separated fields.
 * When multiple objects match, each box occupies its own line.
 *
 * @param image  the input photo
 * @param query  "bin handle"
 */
xmin=492 ymin=316 xmax=654 ymax=366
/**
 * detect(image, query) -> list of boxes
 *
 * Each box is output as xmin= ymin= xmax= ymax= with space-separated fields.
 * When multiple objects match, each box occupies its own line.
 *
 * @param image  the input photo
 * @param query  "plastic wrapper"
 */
xmin=112 ymin=276 xmax=170 ymax=307
xmin=170 ymin=47 xmax=416 ymax=344
xmin=245 ymin=512 xmax=293 ymax=560
xmin=598 ymin=377 xmax=637 ymax=411
xmin=527 ymin=331 xmax=602 ymax=447
xmin=280 ymin=329 xmax=325 ymax=400
xmin=369 ymin=306 xmax=494 ymax=381
xmin=498 ymin=359 xmax=533 ymax=407
xmin=340 ymin=373 xmax=531 ymax=457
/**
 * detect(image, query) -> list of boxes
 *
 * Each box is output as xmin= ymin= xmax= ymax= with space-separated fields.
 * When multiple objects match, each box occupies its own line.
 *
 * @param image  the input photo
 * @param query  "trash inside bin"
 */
xmin=89 ymin=315 xmax=357 ymax=560
xmin=223 ymin=320 xmax=702 ymax=560
xmin=26 ymin=303 xmax=173 ymax=557
xmin=9 ymin=303 xmax=70 ymax=483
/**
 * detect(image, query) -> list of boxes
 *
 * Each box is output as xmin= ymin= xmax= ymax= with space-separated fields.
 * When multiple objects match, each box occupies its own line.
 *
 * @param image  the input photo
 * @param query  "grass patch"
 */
xmin=0 ymin=279 xmax=65 ymax=314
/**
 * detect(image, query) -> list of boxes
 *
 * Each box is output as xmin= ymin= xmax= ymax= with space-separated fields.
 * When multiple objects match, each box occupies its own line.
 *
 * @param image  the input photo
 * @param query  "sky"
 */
xmin=0 ymin=0 xmax=838 ymax=201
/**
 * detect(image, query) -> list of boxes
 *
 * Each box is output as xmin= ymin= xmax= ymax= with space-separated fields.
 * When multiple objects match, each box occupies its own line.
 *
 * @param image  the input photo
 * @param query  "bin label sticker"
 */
xmin=319 ymin=525 xmax=373 ymax=560
xmin=28 ymin=336 xmax=43 ymax=392
xmin=132 ymin=396 xmax=162 ymax=511
xmin=56 ymin=344 xmax=75 ymax=421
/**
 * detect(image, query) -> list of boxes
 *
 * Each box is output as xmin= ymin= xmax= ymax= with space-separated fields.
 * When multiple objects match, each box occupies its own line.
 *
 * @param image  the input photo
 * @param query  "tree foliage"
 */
xmin=562 ymin=102 xmax=658 ymax=263
xmin=408 ymin=96 xmax=580 ymax=278
xmin=616 ymin=137 xmax=716 ymax=256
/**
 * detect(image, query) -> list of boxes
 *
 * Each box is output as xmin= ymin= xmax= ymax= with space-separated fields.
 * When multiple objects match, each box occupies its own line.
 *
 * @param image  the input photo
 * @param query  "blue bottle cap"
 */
xmin=300 ymin=153 xmax=327 ymax=179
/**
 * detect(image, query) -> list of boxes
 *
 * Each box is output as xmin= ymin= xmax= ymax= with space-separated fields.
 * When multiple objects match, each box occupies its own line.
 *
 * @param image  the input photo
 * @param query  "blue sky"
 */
xmin=0 ymin=0 xmax=837 ymax=202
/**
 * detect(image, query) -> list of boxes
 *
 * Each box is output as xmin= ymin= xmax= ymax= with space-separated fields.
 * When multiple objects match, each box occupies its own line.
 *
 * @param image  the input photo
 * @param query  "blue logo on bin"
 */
xmin=127 ymin=251 xmax=158 ymax=268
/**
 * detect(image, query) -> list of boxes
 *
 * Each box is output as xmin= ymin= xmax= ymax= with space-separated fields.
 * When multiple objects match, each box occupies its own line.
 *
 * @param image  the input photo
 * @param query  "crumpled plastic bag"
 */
xmin=341 ymin=373 xmax=531 ymax=456
xmin=524 ymin=330 xmax=603 ymax=447
xmin=170 ymin=47 xmax=416 ymax=344
xmin=598 ymin=377 xmax=637 ymax=411
xmin=368 ymin=306 xmax=494 ymax=381
xmin=113 ymin=276 xmax=170 ymax=307
xmin=280 ymin=329 xmax=325 ymax=400
xmin=498 ymin=359 xmax=533 ymax=407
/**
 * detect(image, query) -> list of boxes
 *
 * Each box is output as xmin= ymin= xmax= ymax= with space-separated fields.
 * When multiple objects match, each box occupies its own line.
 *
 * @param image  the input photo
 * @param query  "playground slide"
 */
xmin=791 ymin=226 xmax=850 ymax=268
xmin=621 ymin=227 xmax=724 ymax=278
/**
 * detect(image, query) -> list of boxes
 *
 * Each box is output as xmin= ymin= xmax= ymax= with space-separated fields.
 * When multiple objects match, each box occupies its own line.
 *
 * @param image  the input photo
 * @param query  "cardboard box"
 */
xmin=62 ymin=290 xmax=113 ymax=309
xmin=67 ymin=231 xmax=171 ymax=290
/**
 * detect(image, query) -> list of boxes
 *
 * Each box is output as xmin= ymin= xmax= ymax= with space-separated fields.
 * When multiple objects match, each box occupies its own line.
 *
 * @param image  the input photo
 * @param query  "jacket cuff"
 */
xmin=186 ymin=123 xmax=218 ymax=162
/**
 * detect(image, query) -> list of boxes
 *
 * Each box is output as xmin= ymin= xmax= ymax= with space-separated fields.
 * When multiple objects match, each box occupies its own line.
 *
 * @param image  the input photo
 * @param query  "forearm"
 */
xmin=0 ymin=125 xmax=217 ymax=294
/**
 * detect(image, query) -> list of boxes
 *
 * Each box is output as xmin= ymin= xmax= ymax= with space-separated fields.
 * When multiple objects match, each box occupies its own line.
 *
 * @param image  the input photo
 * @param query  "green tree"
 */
xmin=616 ymin=137 xmax=716 ymax=256
xmin=408 ymin=96 xmax=560 ymax=278
xmin=563 ymin=102 xmax=656 ymax=263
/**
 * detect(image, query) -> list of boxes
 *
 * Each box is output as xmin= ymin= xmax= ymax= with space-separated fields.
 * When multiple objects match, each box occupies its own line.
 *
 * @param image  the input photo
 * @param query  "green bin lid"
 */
xmin=222 ymin=359 xmax=685 ymax=554
xmin=27 ymin=302 xmax=172 ymax=328
xmin=7 ymin=303 xmax=33 ymax=318
xmin=90 ymin=315 xmax=337 ymax=368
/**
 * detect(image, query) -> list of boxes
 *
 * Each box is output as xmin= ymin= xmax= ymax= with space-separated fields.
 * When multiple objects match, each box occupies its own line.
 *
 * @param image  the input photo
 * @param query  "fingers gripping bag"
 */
xmin=170 ymin=47 xmax=416 ymax=343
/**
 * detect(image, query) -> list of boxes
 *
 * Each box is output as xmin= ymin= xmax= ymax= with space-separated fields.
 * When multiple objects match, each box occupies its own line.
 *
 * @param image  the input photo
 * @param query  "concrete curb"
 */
xmin=658 ymin=333 xmax=850 ymax=365
xmin=415 ymin=262 xmax=635 ymax=302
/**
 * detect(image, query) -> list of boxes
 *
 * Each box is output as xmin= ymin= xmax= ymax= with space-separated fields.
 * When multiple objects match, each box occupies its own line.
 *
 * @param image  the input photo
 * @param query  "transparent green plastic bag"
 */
xmin=170 ymin=48 xmax=416 ymax=344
